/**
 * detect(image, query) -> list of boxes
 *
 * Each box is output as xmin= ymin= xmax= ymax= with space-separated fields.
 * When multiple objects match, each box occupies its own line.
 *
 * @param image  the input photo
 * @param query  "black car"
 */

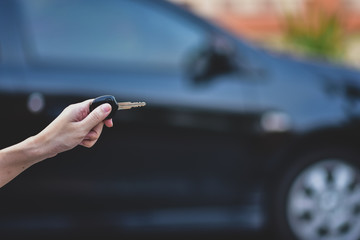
xmin=1 ymin=0 xmax=360 ymax=240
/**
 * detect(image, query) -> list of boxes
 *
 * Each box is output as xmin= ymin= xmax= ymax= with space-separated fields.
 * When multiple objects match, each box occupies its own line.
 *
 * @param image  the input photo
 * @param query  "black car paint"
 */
xmin=1 ymin=0 xmax=360 ymax=237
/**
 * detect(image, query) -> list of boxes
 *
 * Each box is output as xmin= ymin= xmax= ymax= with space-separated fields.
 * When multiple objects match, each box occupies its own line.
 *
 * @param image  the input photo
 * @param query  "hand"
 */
xmin=0 ymin=99 xmax=114 ymax=188
xmin=36 ymin=99 xmax=113 ymax=158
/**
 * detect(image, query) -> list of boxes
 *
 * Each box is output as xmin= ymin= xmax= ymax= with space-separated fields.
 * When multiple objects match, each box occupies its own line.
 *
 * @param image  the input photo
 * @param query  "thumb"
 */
xmin=81 ymin=103 xmax=112 ymax=131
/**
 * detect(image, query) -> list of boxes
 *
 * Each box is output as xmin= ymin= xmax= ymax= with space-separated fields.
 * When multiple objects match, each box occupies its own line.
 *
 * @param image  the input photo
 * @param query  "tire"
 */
xmin=272 ymin=148 xmax=360 ymax=240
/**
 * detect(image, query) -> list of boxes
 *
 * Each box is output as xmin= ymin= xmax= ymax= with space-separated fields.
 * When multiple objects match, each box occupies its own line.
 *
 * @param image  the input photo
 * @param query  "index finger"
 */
xmin=104 ymin=118 xmax=113 ymax=128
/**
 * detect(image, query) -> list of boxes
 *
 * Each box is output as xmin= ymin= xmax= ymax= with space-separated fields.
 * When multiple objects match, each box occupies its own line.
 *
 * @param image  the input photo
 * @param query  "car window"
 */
xmin=18 ymin=0 xmax=207 ymax=71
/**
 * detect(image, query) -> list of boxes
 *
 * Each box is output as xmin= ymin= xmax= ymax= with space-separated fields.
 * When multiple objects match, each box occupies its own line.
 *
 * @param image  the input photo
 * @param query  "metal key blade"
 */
xmin=117 ymin=102 xmax=146 ymax=110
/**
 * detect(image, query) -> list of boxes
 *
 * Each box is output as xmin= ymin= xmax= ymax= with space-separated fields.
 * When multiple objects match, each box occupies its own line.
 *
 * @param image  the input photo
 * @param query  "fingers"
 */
xmin=80 ymin=119 xmax=113 ymax=148
xmin=69 ymin=100 xmax=113 ymax=128
xmin=80 ymin=122 xmax=104 ymax=148
xmin=75 ymin=100 xmax=114 ymax=148
xmin=78 ymin=102 xmax=114 ymax=148
xmin=85 ymin=122 xmax=104 ymax=141
xmin=104 ymin=118 xmax=113 ymax=128
xmin=64 ymin=99 xmax=94 ymax=122
xmin=81 ymin=103 xmax=112 ymax=131
xmin=80 ymin=139 xmax=97 ymax=148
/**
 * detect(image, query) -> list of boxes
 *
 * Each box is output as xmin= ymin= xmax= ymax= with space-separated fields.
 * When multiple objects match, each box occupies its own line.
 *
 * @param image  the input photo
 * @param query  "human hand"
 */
xmin=35 ymin=99 xmax=113 ymax=159
xmin=0 ymin=99 xmax=115 ymax=187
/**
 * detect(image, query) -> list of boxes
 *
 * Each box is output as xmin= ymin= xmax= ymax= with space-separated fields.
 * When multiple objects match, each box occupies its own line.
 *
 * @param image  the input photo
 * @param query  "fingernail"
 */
xmin=101 ymin=104 xmax=111 ymax=112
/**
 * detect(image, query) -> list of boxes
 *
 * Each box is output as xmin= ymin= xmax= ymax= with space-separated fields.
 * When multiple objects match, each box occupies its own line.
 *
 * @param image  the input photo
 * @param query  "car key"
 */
xmin=89 ymin=95 xmax=146 ymax=119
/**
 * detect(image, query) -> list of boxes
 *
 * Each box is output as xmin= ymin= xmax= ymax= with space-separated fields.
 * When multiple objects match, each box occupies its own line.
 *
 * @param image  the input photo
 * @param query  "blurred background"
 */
xmin=170 ymin=0 xmax=360 ymax=68
xmin=1 ymin=1 xmax=360 ymax=240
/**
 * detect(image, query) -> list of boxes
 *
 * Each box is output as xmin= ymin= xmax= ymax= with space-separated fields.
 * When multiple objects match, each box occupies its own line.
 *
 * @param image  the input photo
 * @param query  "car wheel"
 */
xmin=273 ymin=149 xmax=360 ymax=240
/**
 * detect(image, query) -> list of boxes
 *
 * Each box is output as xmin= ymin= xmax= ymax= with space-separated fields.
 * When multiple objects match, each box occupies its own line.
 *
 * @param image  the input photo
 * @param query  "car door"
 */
xmin=2 ymin=0 xmax=265 ymax=223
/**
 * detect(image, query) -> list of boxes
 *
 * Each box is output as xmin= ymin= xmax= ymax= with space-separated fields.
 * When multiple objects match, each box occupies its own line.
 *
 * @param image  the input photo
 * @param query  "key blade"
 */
xmin=117 ymin=102 xmax=146 ymax=110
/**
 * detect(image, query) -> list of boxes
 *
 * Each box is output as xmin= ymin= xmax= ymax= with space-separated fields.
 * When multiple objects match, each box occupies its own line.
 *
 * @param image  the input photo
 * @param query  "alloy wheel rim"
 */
xmin=287 ymin=159 xmax=360 ymax=240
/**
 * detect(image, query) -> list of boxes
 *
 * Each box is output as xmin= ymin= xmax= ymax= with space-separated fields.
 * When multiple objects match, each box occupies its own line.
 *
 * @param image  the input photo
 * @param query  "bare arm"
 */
xmin=0 ymin=99 xmax=113 ymax=188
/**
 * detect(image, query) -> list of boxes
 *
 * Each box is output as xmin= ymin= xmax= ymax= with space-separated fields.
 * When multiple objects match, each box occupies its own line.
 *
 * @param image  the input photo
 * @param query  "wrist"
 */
xmin=28 ymin=133 xmax=58 ymax=162
xmin=0 ymin=134 xmax=53 ymax=170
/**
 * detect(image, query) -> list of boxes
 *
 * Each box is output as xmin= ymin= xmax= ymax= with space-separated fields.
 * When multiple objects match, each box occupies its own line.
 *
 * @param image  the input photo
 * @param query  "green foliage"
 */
xmin=284 ymin=8 xmax=345 ymax=60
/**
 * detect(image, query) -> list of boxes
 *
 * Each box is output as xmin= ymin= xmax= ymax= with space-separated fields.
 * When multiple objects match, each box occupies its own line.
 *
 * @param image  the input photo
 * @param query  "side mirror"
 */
xmin=185 ymin=35 xmax=237 ymax=83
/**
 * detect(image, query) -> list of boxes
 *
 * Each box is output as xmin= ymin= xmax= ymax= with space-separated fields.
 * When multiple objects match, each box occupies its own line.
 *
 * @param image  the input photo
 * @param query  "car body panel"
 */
xmin=0 ymin=0 xmax=360 ymax=237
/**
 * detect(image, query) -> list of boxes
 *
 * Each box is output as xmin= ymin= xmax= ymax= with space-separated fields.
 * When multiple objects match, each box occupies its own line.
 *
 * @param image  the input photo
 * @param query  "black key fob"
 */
xmin=89 ymin=95 xmax=118 ymax=119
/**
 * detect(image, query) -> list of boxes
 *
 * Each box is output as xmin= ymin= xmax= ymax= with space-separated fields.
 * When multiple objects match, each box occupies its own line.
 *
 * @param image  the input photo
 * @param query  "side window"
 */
xmin=18 ymin=0 xmax=206 ymax=71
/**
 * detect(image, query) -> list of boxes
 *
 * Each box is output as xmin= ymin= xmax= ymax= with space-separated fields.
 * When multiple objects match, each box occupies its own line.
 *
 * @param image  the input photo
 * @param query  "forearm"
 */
xmin=0 ymin=135 xmax=52 ymax=188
